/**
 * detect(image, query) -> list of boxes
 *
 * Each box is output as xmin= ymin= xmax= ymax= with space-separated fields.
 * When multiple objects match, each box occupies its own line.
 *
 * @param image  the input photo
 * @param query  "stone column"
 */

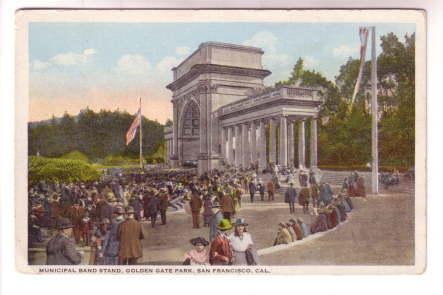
xmin=269 ymin=118 xmax=277 ymax=165
xmin=298 ymin=119 xmax=306 ymax=169
xmin=250 ymin=121 xmax=257 ymax=167
xmin=242 ymin=123 xmax=249 ymax=169
xmin=171 ymin=101 xmax=179 ymax=167
xmin=258 ymin=120 xmax=267 ymax=170
xmin=227 ymin=126 xmax=233 ymax=164
xmin=279 ymin=116 xmax=288 ymax=166
xmin=235 ymin=125 xmax=242 ymax=167
xmin=288 ymin=120 xmax=295 ymax=167
xmin=198 ymin=87 xmax=209 ymax=175
xmin=310 ymin=118 xmax=318 ymax=168
xmin=220 ymin=127 xmax=226 ymax=160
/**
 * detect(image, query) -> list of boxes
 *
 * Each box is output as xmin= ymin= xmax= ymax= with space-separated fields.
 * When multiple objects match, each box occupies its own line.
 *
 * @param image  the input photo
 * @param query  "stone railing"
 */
xmin=218 ymin=86 xmax=320 ymax=116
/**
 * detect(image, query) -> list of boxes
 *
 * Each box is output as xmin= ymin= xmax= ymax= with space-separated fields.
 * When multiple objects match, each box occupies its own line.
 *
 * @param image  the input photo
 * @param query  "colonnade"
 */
xmin=221 ymin=116 xmax=318 ymax=169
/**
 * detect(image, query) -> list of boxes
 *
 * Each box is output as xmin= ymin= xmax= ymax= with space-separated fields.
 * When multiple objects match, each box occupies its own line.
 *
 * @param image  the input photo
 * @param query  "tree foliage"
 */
xmin=276 ymin=32 xmax=415 ymax=169
xmin=29 ymin=109 xmax=165 ymax=161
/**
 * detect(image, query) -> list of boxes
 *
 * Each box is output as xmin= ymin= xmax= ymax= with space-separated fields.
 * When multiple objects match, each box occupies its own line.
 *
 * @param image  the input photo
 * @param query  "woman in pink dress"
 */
xmin=183 ymin=237 xmax=210 ymax=265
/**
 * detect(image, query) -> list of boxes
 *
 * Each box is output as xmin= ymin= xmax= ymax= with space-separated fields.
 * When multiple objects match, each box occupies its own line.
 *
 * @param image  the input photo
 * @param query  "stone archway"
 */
xmin=178 ymin=99 xmax=200 ymax=163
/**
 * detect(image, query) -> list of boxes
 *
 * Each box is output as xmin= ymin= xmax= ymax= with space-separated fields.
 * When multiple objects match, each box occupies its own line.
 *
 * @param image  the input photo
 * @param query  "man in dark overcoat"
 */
xmin=46 ymin=218 xmax=82 ymax=265
xmin=103 ymin=206 xmax=125 ymax=265
xmin=117 ymin=207 xmax=144 ymax=265
xmin=189 ymin=191 xmax=203 ymax=228
xmin=285 ymin=182 xmax=298 ymax=214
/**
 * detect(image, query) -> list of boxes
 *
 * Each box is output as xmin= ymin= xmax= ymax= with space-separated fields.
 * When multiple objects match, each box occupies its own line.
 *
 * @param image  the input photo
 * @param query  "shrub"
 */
xmin=29 ymin=156 xmax=100 ymax=184
xmin=103 ymin=155 xmax=139 ymax=166
xmin=60 ymin=150 xmax=89 ymax=163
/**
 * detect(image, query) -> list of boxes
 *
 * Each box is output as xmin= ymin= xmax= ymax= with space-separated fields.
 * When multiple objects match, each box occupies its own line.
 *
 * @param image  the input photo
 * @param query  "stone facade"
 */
xmin=165 ymin=42 xmax=322 ymax=175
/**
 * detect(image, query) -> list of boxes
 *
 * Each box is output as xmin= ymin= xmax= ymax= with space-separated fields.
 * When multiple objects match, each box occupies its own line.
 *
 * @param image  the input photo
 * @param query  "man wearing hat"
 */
xmin=46 ymin=218 xmax=82 ymax=265
xmin=147 ymin=194 xmax=160 ymax=228
xmin=90 ymin=218 xmax=110 ymax=265
xmin=65 ymin=199 xmax=86 ymax=244
xmin=190 ymin=191 xmax=203 ymax=229
xmin=209 ymin=219 xmax=233 ymax=265
xmin=117 ymin=207 xmax=144 ymax=265
xmin=103 ymin=206 xmax=125 ymax=265
xmin=158 ymin=188 xmax=170 ymax=225
xmin=285 ymin=182 xmax=298 ymax=214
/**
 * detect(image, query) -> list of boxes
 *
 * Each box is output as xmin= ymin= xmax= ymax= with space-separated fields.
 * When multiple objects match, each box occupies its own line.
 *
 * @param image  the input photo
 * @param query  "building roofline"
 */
xmin=172 ymin=41 xmax=264 ymax=71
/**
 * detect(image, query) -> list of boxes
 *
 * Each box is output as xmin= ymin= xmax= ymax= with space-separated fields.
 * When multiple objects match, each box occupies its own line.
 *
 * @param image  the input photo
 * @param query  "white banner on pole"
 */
xmin=349 ymin=27 xmax=369 ymax=109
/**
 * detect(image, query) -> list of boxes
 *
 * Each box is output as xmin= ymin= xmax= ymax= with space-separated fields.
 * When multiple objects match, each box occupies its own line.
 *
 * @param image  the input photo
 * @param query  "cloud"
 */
xmin=156 ymin=56 xmax=180 ymax=74
xmin=175 ymin=46 xmax=190 ymax=56
xmin=114 ymin=54 xmax=151 ymax=76
xmin=243 ymin=31 xmax=294 ymax=83
xmin=332 ymin=44 xmax=359 ymax=58
xmin=31 ymin=59 xmax=51 ymax=71
xmin=83 ymin=48 xmax=97 ymax=56
xmin=303 ymin=56 xmax=319 ymax=69
xmin=31 ymin=48 xmax=97 ymax=70
xmin=243 ymin=31 xmax=292 ymax=68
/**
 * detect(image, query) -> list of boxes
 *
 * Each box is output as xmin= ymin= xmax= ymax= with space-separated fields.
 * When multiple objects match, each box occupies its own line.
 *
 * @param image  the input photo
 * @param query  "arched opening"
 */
xmin=179 ymin=100 xmax=200 ymax=164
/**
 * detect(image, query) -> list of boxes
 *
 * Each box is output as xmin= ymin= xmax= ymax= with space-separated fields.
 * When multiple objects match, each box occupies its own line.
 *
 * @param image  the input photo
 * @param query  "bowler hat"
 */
xmin=58 ymin=218 xmax=73 ymax=230
xmin=114 ymin=206 xmax=125 ymax=215
xmin=190 ymin=237 xmax=209 ymax=246
xmin=217 ymin=219 xmax=233 ymax=231
xmin=126 ymin=206 xmax=135 ymax=214
xmin=234 ymin=218 xmax=248 ymax=226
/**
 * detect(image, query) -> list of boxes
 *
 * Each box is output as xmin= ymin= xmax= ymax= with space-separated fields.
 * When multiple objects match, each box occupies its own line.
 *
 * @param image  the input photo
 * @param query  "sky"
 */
xmin=29 ymin=22 xmax=415 ymax=124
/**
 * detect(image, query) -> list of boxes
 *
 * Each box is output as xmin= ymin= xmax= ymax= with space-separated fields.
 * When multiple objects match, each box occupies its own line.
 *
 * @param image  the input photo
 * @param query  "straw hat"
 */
xmin=217 ymin=219 xmax=233 ymax=231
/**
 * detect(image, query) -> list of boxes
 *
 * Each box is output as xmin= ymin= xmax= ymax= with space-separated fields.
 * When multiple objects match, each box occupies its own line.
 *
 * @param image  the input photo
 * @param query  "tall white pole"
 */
xmin=371 ymin=27 xmax=379 ymax=194
xmin=139 ymin=97 xmax=143 ymax=170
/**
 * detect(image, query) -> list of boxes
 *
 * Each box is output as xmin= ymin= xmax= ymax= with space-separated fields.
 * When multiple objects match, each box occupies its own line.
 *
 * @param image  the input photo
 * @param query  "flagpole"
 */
xmin=139 ymin=97 xmax=143 ymax=170
xmin=371 ymin=26 xmax=379 ymax=194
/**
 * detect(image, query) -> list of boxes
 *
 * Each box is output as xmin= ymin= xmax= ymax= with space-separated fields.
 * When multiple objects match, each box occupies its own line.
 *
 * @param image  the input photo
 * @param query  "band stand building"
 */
xmin=164 ymin=42 xmax=323 ymax=175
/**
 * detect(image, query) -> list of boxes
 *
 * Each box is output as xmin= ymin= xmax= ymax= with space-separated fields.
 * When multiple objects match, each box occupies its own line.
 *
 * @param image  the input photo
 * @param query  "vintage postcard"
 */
xmin=15 ymin=9 xmax=426 ymax=274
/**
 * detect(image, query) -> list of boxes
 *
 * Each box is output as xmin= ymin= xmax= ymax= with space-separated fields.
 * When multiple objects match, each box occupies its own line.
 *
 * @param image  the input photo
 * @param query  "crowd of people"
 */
xmin=273 ymin=171 xmax=360 ymax=246
xmin=29 ymin=166 xmax=279 ymax=265
xmin=29 ymin=166 xmax=366 ymax=266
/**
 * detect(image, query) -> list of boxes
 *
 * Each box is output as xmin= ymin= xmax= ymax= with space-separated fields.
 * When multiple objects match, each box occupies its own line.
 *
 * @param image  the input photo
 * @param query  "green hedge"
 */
xmin=102 ymin=155 xmax=140 ymax=166
xmin=145 ymin=156 xmax=165 ymax=164
xmin=29 ymin=156 xmax=100 ymax=184
xmin=60 ymin=150 xmax=90 ymax=163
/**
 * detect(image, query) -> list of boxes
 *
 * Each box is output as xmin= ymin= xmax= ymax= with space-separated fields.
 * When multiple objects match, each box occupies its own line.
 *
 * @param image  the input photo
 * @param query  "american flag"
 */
xmin=125 ymin=108 xmax=141 ymax=145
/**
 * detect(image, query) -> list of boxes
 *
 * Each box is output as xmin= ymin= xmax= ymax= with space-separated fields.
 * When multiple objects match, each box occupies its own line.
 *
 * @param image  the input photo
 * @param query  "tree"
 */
xmin=29 ymin=109 xmax=166 ymax=161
